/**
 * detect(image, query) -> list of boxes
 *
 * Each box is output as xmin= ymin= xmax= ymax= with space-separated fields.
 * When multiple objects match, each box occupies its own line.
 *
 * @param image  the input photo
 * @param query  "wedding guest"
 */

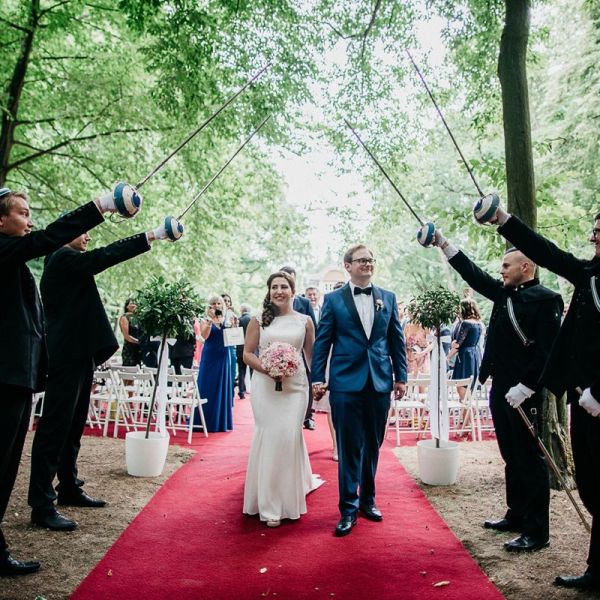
xmin=279 ymin=266 xmax=317 ymax=430
xmin=484 ymin=202 xmax=600 ymax=590
xmin=28 ymin=216 xmax=181 ymax=532
xmin=404 ymin=315 xmax=431 ymax=377
xmin=119 ymin=298 xmax=141 ymax=366
xmin=0 ymin=186 xmax=121 ymax=576
xmin=424 ymin=226 xmax=562 ymax=553
xmin=236 ymin=304 xmax=252 ymax=399
xmin=222 ymin=293 xmax=238 ymax=395
xmin=305 ymin=286 xmax=321 ymax=323
xmin=448 ymin=298 xmax=483 ymax=399
xmin=196 ymin=295 xmax=233 ymax=432
xmin=169 ymin=331 xmax=196 ymax=374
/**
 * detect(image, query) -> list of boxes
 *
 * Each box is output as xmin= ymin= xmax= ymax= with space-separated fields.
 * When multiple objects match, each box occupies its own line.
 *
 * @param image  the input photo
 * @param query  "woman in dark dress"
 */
xmin=195 ymin=294 xmax=233 ymax=432
xmin=448 ymin=298 xmax=483 ymax=400
xmin=119 ymin=298 xmax=141 ymax=366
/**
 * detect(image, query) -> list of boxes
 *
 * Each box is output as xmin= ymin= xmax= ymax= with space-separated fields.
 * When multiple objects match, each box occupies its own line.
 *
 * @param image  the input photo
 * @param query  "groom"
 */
xmin=312 ymin=244 xmax=407 ymax=536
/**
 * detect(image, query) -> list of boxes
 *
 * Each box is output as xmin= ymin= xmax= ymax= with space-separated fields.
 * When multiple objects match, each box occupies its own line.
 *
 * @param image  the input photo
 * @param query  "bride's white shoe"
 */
xmin=266 ymin=519 xmax=281 ymax=528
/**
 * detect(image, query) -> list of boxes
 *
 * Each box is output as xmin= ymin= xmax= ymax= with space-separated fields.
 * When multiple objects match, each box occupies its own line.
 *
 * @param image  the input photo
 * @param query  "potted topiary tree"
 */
xmin=125 ymin=276 xmax=203 ymax=477
xmin=408 ymin=286 xmax=461 ymax=485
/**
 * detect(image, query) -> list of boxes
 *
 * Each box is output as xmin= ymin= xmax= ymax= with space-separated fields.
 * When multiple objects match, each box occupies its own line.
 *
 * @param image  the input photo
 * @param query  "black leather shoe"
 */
xmin=303 ymin=418 xmax=316 ymax=431
xmin=504 ymin=534 xmax=549 ymax=552
xmin=0 ymin=554 xmax=41 ymax=577
xmin=554 ymin=573 xmax=599 ymax=590
xmin=31 ymin=509 xmax=77 ymax=531
xmin=483 ymin=518 xmax=522 ymax=532
xmin=57 ymin=491 xmax=106 ymax=508
xmin=360 ymin=504 xmax=383 ymax=522
xmin=334 ymin=515 xmax=357 ymax=537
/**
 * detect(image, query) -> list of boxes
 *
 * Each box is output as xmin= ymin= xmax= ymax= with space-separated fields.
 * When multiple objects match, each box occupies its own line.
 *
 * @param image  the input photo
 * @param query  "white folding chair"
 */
xmin=472 ymin=379 xmax=494 ymax=441
xmin=165 ymin=373 xmax=208 ymax=443
xmin=447 ymin=376 xmax=476 ymax=439
xmin=387 ymin=378 xmax=429 ymax=446
xmin=112 ymin=370 xmax=154 ymax=437
xmin=29 ymin=392 xmax=45 ymax=431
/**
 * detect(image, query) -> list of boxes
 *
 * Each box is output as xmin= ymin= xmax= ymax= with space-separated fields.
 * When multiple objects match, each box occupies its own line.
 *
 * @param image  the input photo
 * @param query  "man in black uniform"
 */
xmin=482 ymin=203 xmax=600 ymax=590
xmin=0 ymin=185 xmax=131 ymax=576
xmin=28 ymin=216 xmax=183 ymax=531
xmin=422 ymin=227 xmax=562 ymax=552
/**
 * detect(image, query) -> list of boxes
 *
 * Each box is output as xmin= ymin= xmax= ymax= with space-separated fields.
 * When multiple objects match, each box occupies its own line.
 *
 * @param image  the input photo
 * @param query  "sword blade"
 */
xmin=405 ymin=50 xmax=484 ymax=198
xmin=177 ymin=115 xmax=271 ymax=221
xmin=343 ymin=119 xmax=424 ymax=226
xmin=136 ymin=63 xmax=271 ymax=189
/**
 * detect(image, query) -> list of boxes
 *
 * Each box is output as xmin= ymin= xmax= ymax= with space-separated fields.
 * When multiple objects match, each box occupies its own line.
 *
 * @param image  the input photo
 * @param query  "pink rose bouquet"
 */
xmin=260 ymin=342 xmax=300 ymax=391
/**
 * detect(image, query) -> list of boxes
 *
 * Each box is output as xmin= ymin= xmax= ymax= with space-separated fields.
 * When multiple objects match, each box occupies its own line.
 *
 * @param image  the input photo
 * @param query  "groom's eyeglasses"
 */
xmin=351 ymin=258 xmax=376 ymax=265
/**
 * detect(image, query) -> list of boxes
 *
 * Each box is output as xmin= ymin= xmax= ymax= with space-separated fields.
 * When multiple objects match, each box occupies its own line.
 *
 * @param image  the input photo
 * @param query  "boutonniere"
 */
xmin=375 ymin=299 xmax=384 ymax=312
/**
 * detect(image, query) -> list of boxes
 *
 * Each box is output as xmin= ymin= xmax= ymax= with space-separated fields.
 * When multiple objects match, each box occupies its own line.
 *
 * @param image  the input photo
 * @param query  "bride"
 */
xmin=242 ymin=271 xmax=323 ymax=527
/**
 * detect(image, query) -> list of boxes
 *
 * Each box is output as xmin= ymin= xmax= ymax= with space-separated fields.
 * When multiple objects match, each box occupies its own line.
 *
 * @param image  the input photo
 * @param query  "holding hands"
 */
xmin=312 ymin=382 xmax=328 ymax=401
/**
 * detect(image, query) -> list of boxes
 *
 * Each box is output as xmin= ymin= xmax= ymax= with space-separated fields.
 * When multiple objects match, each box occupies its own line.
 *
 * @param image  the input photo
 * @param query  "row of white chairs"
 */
xmin=30 ymin=365 xmax=208 ymax=445
xmin=387 ymin=376 xmax=494 ymax=446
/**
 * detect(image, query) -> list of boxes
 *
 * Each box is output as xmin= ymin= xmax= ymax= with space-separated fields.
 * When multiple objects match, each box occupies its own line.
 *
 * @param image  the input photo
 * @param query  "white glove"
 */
xmin=98 ymin=182 xmax=142 ymax=217
xmin=153 ymin=216 xmax=184 ymax=241
xmin=579 ymin=388 xmax=600 ymax=418
xmin=505 ymin=382 xmax=535 ymax=408
xmin=432 ymin=229 xmax=447 ymax=248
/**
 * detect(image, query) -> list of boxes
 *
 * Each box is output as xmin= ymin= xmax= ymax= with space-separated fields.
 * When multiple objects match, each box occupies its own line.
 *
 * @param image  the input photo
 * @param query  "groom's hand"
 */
xmin=312 ymin=382 xmax=328 ymax=401
xmin=394 ymin=382 xmax=406 ymax=399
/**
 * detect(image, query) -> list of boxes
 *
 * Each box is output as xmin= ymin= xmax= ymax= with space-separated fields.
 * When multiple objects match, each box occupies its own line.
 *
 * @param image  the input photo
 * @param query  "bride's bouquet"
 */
xmin=260 ymin=342 xmax=300 ymax=391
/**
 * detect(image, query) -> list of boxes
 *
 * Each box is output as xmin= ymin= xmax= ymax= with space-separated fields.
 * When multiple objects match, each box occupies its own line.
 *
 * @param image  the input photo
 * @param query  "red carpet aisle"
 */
xmin=72 ymin=399 xmax=503 ymax=600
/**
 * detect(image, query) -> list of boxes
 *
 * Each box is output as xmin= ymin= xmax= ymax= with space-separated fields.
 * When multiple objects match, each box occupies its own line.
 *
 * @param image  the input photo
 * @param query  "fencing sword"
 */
xmin=516 ymin=404 xmax=591 ymax=533
xmin=405 ymin=50 xmax=484 ymax=197
xmin=176 ymin=115 xmax=271 ymax=221
xmin=344 ymin=119 xmax=442 ymax=246
xmin=344 ymin=119 xmax=424 ymax=226
xmin=135 ymin=63 xmax=271 ymax=190
xmin=405 ymin=50 xmax=500 ymax=222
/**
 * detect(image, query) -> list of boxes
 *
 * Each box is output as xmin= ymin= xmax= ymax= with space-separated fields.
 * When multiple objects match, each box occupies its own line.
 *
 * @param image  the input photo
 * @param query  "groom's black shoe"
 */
xmin=504 ymin=534 xmax=549 ymax=552
xmin=483 ymin=517 xmax=521 ymax=532
xmin=359 ymin=504 xmax=383 ymax=522
xmin=554 ymin=573 xmax=599 ymax=590
xmin=303 ymin=418 xmax=315 ymax=431
xmin=335 ymin=515 xmax=357 ymax=537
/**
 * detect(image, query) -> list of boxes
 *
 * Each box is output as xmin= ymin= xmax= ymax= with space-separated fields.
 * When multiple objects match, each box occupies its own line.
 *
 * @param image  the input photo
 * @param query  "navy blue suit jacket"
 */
xmin=312 ymin=283 xmax=407 ymax=393
xmin=293 ymin=295 xmax=317 ymax=328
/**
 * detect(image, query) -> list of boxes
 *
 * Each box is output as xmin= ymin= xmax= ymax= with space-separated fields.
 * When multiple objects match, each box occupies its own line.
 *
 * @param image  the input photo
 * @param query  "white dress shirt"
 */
xmin=348 ymin=282 xmax=374 ymax=338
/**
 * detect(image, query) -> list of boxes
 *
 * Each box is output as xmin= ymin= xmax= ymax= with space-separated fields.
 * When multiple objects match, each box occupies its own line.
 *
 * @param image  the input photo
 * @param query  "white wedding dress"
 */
xmin=243 ymin=313 xmax=323 ymax=522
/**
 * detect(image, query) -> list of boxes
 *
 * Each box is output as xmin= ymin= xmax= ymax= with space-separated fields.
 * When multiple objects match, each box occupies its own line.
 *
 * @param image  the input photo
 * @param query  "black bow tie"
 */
xmin=354 ymin=286 xmax=372 ymax=296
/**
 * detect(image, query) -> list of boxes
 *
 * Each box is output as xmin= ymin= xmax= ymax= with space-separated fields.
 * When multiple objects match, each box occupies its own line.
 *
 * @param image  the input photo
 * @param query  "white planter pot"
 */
xmin=125 ymin=431 xmax=170 ymax=477
xmin=416 ymin=439 xmax=460 ymax=486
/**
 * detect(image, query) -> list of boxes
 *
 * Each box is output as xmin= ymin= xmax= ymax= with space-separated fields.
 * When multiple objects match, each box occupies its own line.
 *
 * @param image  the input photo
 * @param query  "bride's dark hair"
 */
xmin=261 ymin=271 xmax=296 ymax=328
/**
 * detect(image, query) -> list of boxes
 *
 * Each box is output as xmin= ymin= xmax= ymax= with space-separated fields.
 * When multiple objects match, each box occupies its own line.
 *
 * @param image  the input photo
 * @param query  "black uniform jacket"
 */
xmin=0 ymin=202 xmax=103 ymax=391
xmin=499 ymin=215 xmax=600 ymax=398
xmin=449 ymin=250 xmax=563 ymax=390
xmin=41 ymin=233 xmax=151 ymax=369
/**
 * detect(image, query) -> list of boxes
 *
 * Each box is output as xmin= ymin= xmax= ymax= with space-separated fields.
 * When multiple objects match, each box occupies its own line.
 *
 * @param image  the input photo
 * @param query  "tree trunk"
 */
xmin=0 ymin=0 xmax=40 ymax=186
xmin=497 ymin=0 xmax=573 ymax=489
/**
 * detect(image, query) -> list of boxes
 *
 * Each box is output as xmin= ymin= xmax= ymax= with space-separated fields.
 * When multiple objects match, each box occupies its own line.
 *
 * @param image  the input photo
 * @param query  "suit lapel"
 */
xmin=341 ymin=284 xmax=368 ymax=339
xmin=369 ymin=286 xmax=383 ymax=342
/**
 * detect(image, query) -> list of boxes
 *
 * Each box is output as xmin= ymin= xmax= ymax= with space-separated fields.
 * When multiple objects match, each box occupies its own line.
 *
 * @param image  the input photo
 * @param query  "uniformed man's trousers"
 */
xmin=0 ymin=385 xmax=32 ymax=554
xmin=569 ymin=393 xmax=600 ymax=576
xmin=28 ymin=357 xmax=94 ymax=510
xmin=490 ymin=378 xmax=550 ymax=540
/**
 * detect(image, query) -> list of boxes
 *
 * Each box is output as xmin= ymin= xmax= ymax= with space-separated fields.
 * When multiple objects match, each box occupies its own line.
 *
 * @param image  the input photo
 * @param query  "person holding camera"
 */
xmin=196 ymin=295 xmax=234 ymax=432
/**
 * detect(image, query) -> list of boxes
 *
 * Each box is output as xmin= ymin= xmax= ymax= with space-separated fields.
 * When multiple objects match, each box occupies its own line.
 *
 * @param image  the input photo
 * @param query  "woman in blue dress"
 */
xmin=196 ymin=295 xmax=233 ymax=432
xmin=449 ymin=298 xmax=483 ymax=400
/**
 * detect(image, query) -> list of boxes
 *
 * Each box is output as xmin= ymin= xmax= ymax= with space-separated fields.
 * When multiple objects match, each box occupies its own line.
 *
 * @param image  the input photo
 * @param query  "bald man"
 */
xmin=425 ymin=229 xmax=562 ymax=554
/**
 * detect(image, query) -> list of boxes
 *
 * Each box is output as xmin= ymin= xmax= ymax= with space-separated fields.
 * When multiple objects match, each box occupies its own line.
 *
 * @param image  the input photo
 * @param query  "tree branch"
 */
xmin=39 ymin=55 xmax=90 ymax=60
xmin=0 ymin=16 xmax=31 ymax=33
xmin=359 ymin=0 xmax=382 ymax=59
xmin=7 ymin=127 xmax=154 ymax=171
xmin=40 ymin=1 xmax=72 ymax=17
